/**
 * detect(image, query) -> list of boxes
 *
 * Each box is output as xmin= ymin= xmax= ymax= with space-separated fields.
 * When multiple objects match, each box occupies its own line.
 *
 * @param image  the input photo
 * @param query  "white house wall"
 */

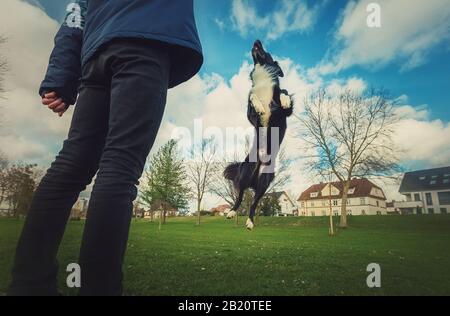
xmin=298 ymin=196 xmax=387 ymax=216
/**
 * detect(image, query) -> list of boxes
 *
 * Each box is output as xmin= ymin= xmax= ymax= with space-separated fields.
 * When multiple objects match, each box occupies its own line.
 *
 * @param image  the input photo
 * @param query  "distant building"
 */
xmin=264 ymin=191 xmax=297 ymax=216
xmin=70 ymin=197 xmax=89 ymax=219
xmin=210 ymin=204 xmax=231 ymax=216
xmin=297 ymin=178 xmax=387 ymax=216
xmin=386 ymin=201 xmax=400 ymax=215
xmin=397 ymin=166 xmax=450 ymax=215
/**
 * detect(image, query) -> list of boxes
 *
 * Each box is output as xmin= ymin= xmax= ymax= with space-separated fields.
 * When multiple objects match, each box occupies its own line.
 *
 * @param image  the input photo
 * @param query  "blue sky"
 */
xmin=1 ymin=0 xmax=449 ymax=204
xmin=35 ymin=0 xmax=450 ymax=121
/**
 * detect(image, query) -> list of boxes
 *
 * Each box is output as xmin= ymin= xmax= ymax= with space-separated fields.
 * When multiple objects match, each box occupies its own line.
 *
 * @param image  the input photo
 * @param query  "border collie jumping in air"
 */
xmin=224 ymin=40 xmax=293 ymax=230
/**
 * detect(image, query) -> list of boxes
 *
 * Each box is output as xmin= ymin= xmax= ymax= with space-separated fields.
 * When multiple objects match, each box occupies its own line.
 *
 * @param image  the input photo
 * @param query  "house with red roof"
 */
xmin=297 ymin=178 xmax=387 ymax=216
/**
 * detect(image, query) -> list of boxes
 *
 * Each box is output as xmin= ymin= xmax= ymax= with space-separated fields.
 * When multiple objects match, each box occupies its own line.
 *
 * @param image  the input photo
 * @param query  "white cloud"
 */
xmin=316 ymin=0 xmax=450 ymax=74
xmin=394 ymin=116 xmax=450 ymax=167
xmin=214 ymin=18 xmax=226 ymax=32
xmin=230 ymin=0 xmax=323 ymax=40
xmin=0 ymin=0 xmax=70 ymax=164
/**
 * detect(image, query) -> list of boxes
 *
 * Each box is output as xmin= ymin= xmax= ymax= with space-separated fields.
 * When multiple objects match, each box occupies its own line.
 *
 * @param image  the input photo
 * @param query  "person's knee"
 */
xmin=43 ymin=142 xmax=100 ymax=188
xmin=93 ymin=152 xmax=145 ymax=199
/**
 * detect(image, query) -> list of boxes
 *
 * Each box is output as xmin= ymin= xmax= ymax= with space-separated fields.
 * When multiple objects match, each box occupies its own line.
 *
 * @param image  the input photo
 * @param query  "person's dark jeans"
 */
xmin=8 ymin=39 xmax=171 ymax=296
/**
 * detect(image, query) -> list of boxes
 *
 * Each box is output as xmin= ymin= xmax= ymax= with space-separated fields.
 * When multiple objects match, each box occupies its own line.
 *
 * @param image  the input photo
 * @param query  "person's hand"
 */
xmin=42 ymin=91 xmax=69 ymax=117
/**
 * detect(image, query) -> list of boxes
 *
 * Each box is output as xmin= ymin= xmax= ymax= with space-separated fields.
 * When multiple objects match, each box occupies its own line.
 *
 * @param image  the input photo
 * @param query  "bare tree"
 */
xmin=297 ymin=88 xmax=399 ymax=228
xmin=186 ymin=138 xmax=216 ymax=225
xmin=266 ymin=149 xmax=292 ymax=193
xmin=210 ymin=159 xmax=240 ymax=207
xmin=210 ymin=146 xmax=292 ymax=226
xmin=0 ymin=152 xmax=9 ymax=208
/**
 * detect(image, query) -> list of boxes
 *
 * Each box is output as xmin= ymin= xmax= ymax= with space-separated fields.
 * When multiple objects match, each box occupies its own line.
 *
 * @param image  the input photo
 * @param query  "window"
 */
xmin=348 ymin=187 xmax=355 ymax=194
xmin=438 ymin=192 xmax=450 ymax=205
xmin=440 ymin=208 xmax=447 ymax=214
xmin=432 ymin=175 xmax=438 ymax=179
xmin=376 ymin=211 xmax=382 ymax=215
xmin=430 ymin=180 xmax=437 ymax=185
xmin=362 ymin=210 xmax=366 ymax=215
xmin=334 ymin=211 xmax=339 ymax=216
xmin=311 ymin=202 xmax=315 ymax=207
xmin=310 ymin=192 xmax=318 ymax=198
xmin=333 ymin=200 xmax=338 ymax=206
xmin=301 ymin=202 xmax=305 ymax=207
xmin=360 ymin=198 xmax=366 ymax=205
xmin=426 ymin=193 xmax=433 ymax=205
xmin=444 ymin=179 xmax=450 ymax=184
xmin=405 ymin=194 xmax=412 ymax=202
xmin=428 ymin=208 xmax=434 ymax=214
xmin=376 ymin=201 xmax=380 ymax=207
xmin=414 ymin=193 xmax=421 ymax=201
xmin=347 ymin=199 xmax=351 ymax=205
xmin=417 ymin=207 xmax=423 ymax=215
xmin=311 ymin=211 xmax=315 ymax=217
xmin=322 ymin=200 xmax=326 ymax=206
xmin=419 ymin=176 xmax=426 ymax=180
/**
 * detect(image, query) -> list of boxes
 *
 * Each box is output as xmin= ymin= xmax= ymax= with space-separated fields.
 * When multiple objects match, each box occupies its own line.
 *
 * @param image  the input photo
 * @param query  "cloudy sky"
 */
xmin=0 ymin=0 xmax=449 ymax=208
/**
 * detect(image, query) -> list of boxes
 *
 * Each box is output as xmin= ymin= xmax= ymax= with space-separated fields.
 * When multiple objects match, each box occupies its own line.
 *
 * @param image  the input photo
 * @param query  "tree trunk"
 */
xmin=196 ymin=200 xmax=201 ymax=226
xmin=159 ymin=209 xmax=162 ymax=230
xmin=256 ymin=207 xmax=260 ymax=225
xmin=163 ymin=209 xmax=167 ymax=224
xmin=329 ymin=183 xmax=334 ymax=236
xmin=339 ymin=180 xmax=350 ymax=228
xmin=235 ymin=209 xmax=239 ymax=227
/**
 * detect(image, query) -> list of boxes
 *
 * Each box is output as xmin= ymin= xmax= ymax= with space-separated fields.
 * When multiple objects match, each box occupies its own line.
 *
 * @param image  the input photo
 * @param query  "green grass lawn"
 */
xmin=1 ymin=215 xmax=450 ymax=296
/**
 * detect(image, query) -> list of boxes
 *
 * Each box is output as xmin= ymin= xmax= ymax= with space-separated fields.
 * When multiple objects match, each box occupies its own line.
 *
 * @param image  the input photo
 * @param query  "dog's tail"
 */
xmin=224 ymin=162 xmax=240 ymax=181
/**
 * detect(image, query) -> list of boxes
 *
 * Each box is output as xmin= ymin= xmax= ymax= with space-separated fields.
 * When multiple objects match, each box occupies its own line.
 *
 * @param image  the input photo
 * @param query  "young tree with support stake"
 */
xmin=140 ymin=140 xmax=190 ymax=226
xmin=298 ymin=88 xmax=399 ymax=228
xmin=186 ymin=138 xmax=216 ymax=226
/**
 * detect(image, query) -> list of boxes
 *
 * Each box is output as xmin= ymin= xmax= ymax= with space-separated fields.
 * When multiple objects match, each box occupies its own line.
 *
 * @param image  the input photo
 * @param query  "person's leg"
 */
xmin=78 ymin=39 xmax=171 ymax=296
xmin=8 ymin=60 xmax=111 ymax=296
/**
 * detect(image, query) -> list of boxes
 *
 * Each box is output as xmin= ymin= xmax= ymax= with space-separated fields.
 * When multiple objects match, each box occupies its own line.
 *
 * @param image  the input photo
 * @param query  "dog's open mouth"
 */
xmin=252 ymin=40 xmax=266 ymax=64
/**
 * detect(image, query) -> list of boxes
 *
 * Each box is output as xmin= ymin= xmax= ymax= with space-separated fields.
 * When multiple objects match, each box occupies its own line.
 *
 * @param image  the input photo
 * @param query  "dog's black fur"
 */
xmin=224 ymin=40 xmax=293 ymax=229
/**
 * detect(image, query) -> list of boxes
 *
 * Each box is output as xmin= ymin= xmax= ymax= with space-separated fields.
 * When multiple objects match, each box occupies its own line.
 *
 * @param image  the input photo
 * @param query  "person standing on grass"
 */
xmin=8 ymin=0 xmax=202 ymax=296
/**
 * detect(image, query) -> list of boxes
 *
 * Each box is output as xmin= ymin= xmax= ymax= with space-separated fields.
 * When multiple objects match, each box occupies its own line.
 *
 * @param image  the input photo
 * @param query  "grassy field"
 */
xmin=1 ymin=215 xmax=450 ymax=296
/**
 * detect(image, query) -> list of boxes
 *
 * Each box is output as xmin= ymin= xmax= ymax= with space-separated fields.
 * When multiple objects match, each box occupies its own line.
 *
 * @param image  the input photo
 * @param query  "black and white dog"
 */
xmin=224 ymin=40 xmax=293 ymax=230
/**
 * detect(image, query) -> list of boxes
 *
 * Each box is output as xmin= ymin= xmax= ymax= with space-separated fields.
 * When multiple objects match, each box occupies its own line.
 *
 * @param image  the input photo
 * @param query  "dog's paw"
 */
xmin=250 ymin=94 xmax=266 ymax=114
xmin=280 ymin=93 xmax=292 ymax=109
xmin=246 ymin=218 xmax=254 ymax=230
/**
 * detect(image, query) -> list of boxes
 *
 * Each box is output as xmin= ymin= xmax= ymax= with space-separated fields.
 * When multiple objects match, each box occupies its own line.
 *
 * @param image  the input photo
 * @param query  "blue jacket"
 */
xmin=40 ymin=0 xmax=203 ymax=105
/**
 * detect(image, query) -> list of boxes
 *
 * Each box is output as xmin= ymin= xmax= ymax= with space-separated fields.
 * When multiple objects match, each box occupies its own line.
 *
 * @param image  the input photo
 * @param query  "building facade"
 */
xmin=297 ymin=178 xmax=387 ymax=216
xmin=265 ymin=191 xmax=297 ymax=216
xmin=397 ymin=166 xmax=450 ymax=215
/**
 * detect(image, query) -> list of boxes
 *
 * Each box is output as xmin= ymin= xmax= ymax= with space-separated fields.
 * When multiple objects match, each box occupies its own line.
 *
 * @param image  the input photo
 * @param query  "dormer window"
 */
xmin=348 ymin=188 xmax=355 ymax=194
xmin=310 ymin=192 xmax=318 ymax=198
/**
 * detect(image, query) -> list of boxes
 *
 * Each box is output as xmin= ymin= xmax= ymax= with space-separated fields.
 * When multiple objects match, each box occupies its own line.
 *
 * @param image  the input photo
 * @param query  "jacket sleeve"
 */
xmin=39 ymin=0 xmax=88 ymax=105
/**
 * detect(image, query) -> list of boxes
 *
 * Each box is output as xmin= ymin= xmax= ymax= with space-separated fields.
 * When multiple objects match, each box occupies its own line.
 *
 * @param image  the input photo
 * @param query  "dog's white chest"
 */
xmin=250 ymin=65 xmax=275 ymax=126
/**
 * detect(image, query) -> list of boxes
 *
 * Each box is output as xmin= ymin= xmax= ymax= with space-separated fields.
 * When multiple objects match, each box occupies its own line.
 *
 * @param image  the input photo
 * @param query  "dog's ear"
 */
xmin=274 ymin=61 xmax=284 ymax=77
